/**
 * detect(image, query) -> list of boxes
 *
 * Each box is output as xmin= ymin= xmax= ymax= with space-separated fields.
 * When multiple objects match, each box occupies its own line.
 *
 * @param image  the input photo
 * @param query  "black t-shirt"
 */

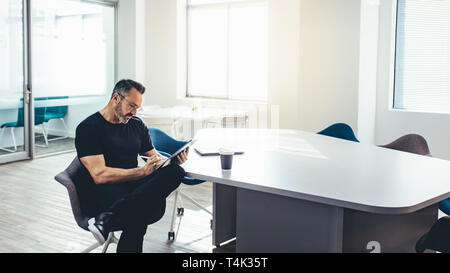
xmin=75 ymin=112 xmax=153 ymax=169
xmin=74 ymin=112 xmax=154 ymax=215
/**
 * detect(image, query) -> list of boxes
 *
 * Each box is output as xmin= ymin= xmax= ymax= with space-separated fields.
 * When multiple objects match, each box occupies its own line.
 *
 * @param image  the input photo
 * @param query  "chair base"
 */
xmin=81 ymin=232 xmax=119 ymax=253
xmin=168 ymin=187 xmax=212 ymax=241
xmin=0 ymin=127 xmax=17 ymax=153
xmin=46 ymin=118 xmax=70 ymax=142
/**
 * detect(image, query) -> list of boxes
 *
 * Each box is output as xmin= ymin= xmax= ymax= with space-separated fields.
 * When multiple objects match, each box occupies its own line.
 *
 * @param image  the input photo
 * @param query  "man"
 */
xmin=75 ymin=79 xmax=188 ymax=253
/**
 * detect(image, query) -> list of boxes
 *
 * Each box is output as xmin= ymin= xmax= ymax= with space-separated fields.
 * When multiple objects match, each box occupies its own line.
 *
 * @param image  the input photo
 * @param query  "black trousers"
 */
xmin=92 ymin=164 xmax=185 ymax=253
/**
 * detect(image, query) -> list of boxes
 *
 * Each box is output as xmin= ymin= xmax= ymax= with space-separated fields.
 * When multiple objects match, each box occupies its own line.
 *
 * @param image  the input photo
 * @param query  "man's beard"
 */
xmin=114 ymin=103 xmax=133 ymax=124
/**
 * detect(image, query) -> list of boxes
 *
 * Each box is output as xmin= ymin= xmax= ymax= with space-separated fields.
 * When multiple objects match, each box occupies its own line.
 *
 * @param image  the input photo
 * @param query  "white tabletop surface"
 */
xmin=182 ymin=128 xmax=450 ymax=214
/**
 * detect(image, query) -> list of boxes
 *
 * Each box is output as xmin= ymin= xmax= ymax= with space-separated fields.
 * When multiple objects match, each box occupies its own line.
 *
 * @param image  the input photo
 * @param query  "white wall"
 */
xmin=357 ymin=0 xmax=380 ymax=145
xmin=375 ymin=0 xmax=450 ymax=160
xmin=117 ymin=0 xmax=146 ymax=81
xmin=146 ymin=0 xmax=178 ymax=107
xmin=297 ymin=0 xmax=361 ymax=133
xmin=268 ymin=0 xmax=301 ymax=130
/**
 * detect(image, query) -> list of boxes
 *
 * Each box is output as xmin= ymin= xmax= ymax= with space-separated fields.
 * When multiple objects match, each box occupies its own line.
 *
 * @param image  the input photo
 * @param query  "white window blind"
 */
xmin=394 ymin=0 xmax=450 ymax=113
xmin=187 ymin=0 xmax=267 ymax=101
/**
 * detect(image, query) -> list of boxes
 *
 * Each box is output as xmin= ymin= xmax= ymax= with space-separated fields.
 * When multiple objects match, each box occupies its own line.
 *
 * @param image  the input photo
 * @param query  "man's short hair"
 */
xmin=111 ymin=79 xmax=146 ymax=99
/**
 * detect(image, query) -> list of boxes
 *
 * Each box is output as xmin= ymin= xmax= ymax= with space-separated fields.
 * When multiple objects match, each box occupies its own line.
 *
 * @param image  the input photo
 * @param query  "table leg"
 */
xmin=212 ymin=183 xmax=237 ymax=247
xmin=235 ymin=188 xmax=344 ymax=253
xmin=234 ymin=188 xmax=438 ymax=253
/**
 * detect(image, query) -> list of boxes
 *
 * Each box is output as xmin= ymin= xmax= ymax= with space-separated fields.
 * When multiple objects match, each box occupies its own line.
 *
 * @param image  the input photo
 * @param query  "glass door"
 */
xmin=30 ymin=0 xmax=116 ymax=157
xmin=0 ymin=0 xmax=32 ymax=164
xmin=0 ymin=0 xmax=116 ymax=163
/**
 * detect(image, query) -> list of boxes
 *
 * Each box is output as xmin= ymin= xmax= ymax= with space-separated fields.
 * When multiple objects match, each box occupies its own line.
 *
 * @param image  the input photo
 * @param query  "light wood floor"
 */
xmin=0 ymin=136 xmax=75 ymax=157
xmin=0 ymin=152 xmax=215 ymax=253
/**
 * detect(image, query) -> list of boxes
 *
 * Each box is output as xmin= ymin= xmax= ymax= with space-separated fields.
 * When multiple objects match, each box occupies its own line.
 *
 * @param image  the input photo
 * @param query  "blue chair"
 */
xmin=44 ymin=96 xmax=68 ymax=122
xmin=148 ymin=127 xmax=211 ymax=241
xmin=43 ymin=96 xmax=69 ymax=142
xmin=0 ymin=98 xmax=47 ymax=152
xmin=317 ymin=123 xmax=360 ymax=142
xmin=439 ymin=199 xmax=450 ymax=216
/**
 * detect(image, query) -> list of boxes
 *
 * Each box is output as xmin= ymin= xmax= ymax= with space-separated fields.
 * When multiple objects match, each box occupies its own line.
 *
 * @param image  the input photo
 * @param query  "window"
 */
xmin=394 ymin=0 xmax=450 ymax=113
xmin=187 ymin=0 xmax=268 ymax=101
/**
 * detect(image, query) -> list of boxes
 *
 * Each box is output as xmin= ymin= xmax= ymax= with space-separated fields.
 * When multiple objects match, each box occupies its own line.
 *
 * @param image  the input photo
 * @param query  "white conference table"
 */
xmin=182 ymin=128 xmax=450 ymax=253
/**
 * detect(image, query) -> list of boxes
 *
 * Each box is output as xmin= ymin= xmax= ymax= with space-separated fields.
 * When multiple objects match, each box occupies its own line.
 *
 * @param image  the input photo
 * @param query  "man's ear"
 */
xmin=112 ymin=93 xmax=120 ymax=103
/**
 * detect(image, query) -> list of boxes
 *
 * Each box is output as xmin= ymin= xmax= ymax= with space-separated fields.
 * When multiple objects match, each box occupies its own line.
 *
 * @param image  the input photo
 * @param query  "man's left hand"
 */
xmin=176 ymin=147 xmax=189 ymax=165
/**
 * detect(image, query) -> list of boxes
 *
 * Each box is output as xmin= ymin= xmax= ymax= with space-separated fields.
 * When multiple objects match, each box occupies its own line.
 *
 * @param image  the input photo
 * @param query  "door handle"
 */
xmin=24 ymin=89 xmax=32 ymax=104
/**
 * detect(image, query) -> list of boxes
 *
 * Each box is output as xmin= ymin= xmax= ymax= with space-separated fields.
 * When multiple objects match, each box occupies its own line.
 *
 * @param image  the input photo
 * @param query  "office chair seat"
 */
xmin=317 ymin=123 xmax=360 ymax=142
xmin=1 ymin=122 xmax=18 ymax=128
xmin=44 ymin=112 xmax=65 ymax=121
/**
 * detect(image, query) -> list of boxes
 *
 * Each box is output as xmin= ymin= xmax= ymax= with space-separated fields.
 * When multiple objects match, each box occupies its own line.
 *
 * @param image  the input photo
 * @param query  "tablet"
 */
xmin=156 ymin=139 xmax=197 ymax=170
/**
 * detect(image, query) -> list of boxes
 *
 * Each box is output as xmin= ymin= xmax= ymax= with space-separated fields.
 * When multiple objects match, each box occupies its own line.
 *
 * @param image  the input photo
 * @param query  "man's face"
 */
xmin=114 ymin=88 xmax=143 ymax=124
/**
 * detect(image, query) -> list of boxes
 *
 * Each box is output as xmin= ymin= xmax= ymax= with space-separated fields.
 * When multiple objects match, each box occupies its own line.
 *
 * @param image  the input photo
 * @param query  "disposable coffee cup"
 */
xmin=219 ymin=148 xmax=234 ymax=170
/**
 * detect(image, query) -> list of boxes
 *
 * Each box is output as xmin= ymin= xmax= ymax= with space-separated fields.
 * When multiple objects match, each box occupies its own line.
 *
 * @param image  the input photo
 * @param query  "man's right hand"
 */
xmin=142 ymin=154 xmax=165 ymax=176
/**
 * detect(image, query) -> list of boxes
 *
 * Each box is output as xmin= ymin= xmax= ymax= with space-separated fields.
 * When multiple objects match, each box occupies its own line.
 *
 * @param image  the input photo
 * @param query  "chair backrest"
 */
xmin=317 ymin=123 xmax=360 ymax=142
xmin=149 ymin=127 xmax=204 ymax=185
xmin=149 ymin=127 xmax=188 ymax=155
xmin=54 ymin=157 xmax=90 ymax=230
xmin=379 ymin=134 xmax=431 ymax=156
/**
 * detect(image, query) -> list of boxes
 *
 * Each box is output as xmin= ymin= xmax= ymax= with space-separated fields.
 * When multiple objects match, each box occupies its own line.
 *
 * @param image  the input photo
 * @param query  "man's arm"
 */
xmin=80 ymin=154 xmax=159 ymax=185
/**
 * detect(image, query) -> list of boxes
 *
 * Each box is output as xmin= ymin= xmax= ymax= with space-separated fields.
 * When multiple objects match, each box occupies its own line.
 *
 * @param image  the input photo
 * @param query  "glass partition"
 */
xmin=30 ymin=0 xmax=116 ymax=156
xmin=0 ymin=0 xmax=26 ymax=159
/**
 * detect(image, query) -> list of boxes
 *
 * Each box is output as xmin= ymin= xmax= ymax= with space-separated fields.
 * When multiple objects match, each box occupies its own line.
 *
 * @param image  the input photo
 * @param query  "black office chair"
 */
xmin=377 ymin=134 xmax=449 ymax=253
xmin=55 ymin=157 xmax=166 ymax=253
xmin=378 ymin=134 xmax=431 ymax=156
xmin=381 ymin=134 xmax=450 ymax=217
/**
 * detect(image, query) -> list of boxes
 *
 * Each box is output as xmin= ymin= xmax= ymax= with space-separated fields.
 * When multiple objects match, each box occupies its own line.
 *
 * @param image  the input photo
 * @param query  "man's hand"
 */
xmin=142 ymin=154 xmax=165 ymax=176
xmin=175 ymin=147 xmax=189 ymax=165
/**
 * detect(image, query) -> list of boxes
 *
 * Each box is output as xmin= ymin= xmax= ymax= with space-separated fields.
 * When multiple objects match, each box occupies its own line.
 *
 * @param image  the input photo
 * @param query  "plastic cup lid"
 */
xmin=219 ymin=148 xmax=235 ymax=155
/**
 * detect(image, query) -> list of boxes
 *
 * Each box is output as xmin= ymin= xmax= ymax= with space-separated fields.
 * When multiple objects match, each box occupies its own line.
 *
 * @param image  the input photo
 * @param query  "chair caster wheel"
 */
xmin=177 ymin=207 xmax=184 ymax=216
xmin=168 ymin=232 xmax=175 ymax=241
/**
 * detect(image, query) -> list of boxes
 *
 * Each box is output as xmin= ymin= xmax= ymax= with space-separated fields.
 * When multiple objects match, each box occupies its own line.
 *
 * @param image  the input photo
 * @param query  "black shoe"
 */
xmin=415 ymin=233 xmax=428 ymax=253
xmin=88 ymin=212 xmax=114 ymax=245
